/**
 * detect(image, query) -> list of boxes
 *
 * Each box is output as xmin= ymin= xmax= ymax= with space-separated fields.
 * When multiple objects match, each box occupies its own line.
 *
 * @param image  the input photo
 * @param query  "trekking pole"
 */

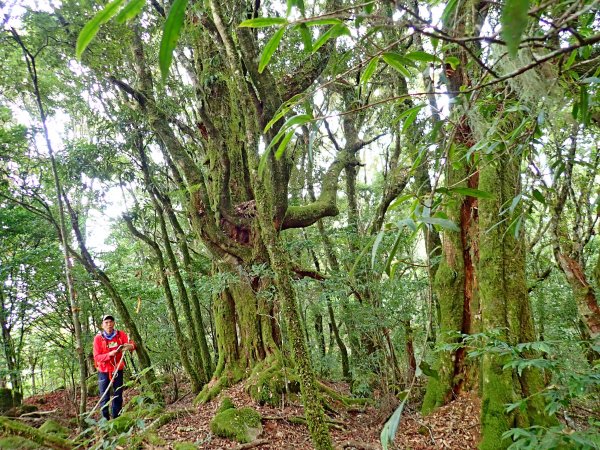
xmin=87 ymin=351 xmax=127 ymax=419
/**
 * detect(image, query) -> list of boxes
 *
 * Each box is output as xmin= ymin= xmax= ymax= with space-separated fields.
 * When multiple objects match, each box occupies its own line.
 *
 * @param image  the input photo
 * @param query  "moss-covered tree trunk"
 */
xmin=422 ymin=0 xmax=482 ymax=410
xmin=478 ymin=152 xmax=551 ymax=449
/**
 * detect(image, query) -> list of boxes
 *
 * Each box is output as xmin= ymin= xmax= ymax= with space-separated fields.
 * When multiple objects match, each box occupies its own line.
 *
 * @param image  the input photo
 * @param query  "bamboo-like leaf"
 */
xmin=381 ymin=400 xmax=406 ymax=449
xmin=115 ymin=0 xmax=146 ymax=23
xmin=401 ymin=107 xmax=420 ymax=133
xmin=303 ymin=18 xmax=342 ymax=26
xmin=508 ymin=193 xmax=522 ymax=215
xmin=388 ymin=194 xmax=413 ymax=211
xmin=360 ymin=56 xmax=379 ymax=86
xmin=159 ymin=0 xmax=189 ymax=81
xmin=420 ymin=216 xmax=460 ymax=232
xmin=264 ymin=114 xmax=312 ymax=155
xmin=450 ymin=187 xmax=495 ymax=199
xmin=263 ymin=93 xmax=304 ymax=133
xmin=239 ymin=17 xmax=288 ymax=28
xmin=76 ymin=0 xmax=126 ymax=58
xmin=441 ymin=0 xmax=458 ymax=26
xmin=371 ymin=230 xmax=385 ymax=269
xmin=382 ymin=52 xmax=411 ymax=78
xmin=274 ymin=129 xmax=295 ymax=160
xmin=295 ymin=23 xmax=312 ymax=52
xmin=259 ymin=26 xmax=286 ymax=73
xmin=405 ymin=51 xmax=441 ymax=63
xmin=500 ymin=0 xmax=530 ymax=57
xmin=312 ymin=23 xmax=349 ymax=53
xmin=393 ymin=104 xmax=425 ymax=126
xmin=532 ymin=189 xmax=545 ymax=204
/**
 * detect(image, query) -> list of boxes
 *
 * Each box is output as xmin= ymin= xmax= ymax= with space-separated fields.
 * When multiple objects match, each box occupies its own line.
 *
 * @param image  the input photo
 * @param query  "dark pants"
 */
xmin=98 ymin=370 xmax=124 ymax=420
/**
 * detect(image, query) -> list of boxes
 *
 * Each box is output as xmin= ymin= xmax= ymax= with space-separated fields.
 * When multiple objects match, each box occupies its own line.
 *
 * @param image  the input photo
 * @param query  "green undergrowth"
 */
xmin=0 ymin=435 xmax=42 ymax=449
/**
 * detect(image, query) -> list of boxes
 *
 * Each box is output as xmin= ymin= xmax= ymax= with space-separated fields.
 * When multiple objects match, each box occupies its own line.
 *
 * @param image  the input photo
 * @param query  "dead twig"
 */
xmin=335 ymin=440 xmax=379 ymax=450
xmin=232 ymin=439 xmax=269 ymax=449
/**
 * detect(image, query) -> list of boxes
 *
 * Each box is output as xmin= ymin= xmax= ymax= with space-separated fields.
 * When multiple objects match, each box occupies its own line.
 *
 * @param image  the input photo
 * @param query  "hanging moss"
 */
xmin=210 ymin=407 xmax=262 ymax=443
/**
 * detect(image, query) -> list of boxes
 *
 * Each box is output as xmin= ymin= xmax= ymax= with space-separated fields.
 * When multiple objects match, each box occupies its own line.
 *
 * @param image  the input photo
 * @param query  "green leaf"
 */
xmin=445 ymin=56 xmax=460 ymax=70
xmin=312 ymin=23 xmax=350 ymax=53
xmin=388 ymin=194 xmax=413 ymax=211
xmin=238 ymin=17 xmax=288 ymax=28
xmin=360 ymin=56 xmax=379 ymax=86
xmin=159 ymin=0 xmax=189 ymax=81
xmin=450 ymin=187 xmax=495 ymax=199
xmin=564 ymin=50 xmax=578 ymax=70
xmin=380 ymin=400 xmax=406 ymax=449
xmin=115 ymin=0 xmax=146 ymax=23
xmin=264 ymin=114 xmax=312 ymax=155
xmin=295 ymin=23 xmax=312 ymax=52
xmin=393 ymin=104 xmax=425 ymax=126
xmin=303 ymin=18 xmax=343 ymax=26
xmin=500 ymin=0 xmax=530 ymax=57
xmin=263 ymin=93 xmax=304 ymax=133
xmin=372 ymin=230 xmax=385 ymax=269
xmin=420 ymin=216 xmax=460 ymax=232
xmin=508 ymin=193 xmax=522 ymax=215
xmin=402 ymin=107 xmax=420 ymax=133
xmin=382 ymin=52 xmax=411 ymax=77
xmin=578 ymin=84 xmax=590 ymax=125
xmin=441 ymin=0 xmax=459 ymax=26
xmin=76 ymin=0 xmax=126 ymax=58
xmin=405 ymin=51 xmax=441 ymax=63
xmin=274 ymin=129 xmax=295 ymax=160
xmin=259 ymin=26 xmax=286 ymax=73
xmin=532 ymin=189 xmax=545 ymax=204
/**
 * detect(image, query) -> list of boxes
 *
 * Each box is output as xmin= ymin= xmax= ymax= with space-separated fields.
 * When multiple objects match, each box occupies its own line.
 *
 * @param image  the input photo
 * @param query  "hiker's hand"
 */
xmin=108 ymin=349 xmax=118 ymax=357
xmin=123 ymin=344 xmax=134 ymax=351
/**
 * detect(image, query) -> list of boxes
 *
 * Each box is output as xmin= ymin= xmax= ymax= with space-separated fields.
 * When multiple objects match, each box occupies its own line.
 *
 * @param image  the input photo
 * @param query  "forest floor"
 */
xmin=20 ymin=380 xmax=482 ymax=449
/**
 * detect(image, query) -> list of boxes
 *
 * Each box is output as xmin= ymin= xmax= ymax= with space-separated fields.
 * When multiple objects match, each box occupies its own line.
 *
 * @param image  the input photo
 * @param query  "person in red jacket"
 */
xmin=93 ymin=315 xmax=135 ymax=420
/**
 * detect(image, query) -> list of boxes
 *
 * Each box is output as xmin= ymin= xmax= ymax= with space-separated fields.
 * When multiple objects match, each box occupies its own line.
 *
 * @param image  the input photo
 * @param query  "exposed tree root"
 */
xmin=334 ymin=440 xmax=379 ymax=450
xmin=317 ymin=381 xmax=369 ymax=407
xmin=0 ymin=416 xmax=74 ymax=450
xmin=232 ymin=438 xmax=269 ymax=449
xmin=195 ymin=366 xmax=244 ymax=404
xmin=263 ymin=415 xmax=345 ymax=431
xmin=146 ymin=407 xmax=195 ymax=432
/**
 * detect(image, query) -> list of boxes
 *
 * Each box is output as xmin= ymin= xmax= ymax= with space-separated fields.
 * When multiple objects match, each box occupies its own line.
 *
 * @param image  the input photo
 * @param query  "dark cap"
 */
xmin=101 ymin=315 xmax=115 ymax=322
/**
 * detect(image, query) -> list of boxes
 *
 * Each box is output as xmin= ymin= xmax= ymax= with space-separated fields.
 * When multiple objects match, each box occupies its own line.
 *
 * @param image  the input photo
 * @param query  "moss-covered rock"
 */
xmin=0 ymin=436 xmax=41 ymax=449
xmin=216 ymin=396 xmax=235 ymax=413
xmin=210 ymin=407 xmax=262 ymax=443
xmin=39 ymin=419 xmax=70 ymax=439
xmin=173 ymin=443 xmax=198 ymax=450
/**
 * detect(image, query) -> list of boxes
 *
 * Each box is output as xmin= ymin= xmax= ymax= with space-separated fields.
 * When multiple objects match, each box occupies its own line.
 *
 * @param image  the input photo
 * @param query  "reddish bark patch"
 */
xmin=453 ymin=170 xmax=479 ymax=396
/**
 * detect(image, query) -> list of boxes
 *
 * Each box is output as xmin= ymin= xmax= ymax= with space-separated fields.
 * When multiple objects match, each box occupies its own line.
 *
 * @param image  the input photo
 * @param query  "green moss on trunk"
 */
xmin=478 ymin=152 xmax=553 ymax=449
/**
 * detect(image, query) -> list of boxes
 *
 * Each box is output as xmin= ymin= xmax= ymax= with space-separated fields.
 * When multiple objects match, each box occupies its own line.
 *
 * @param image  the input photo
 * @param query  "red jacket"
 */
xmin=93 ymin=330 xmax=135 ymax=374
